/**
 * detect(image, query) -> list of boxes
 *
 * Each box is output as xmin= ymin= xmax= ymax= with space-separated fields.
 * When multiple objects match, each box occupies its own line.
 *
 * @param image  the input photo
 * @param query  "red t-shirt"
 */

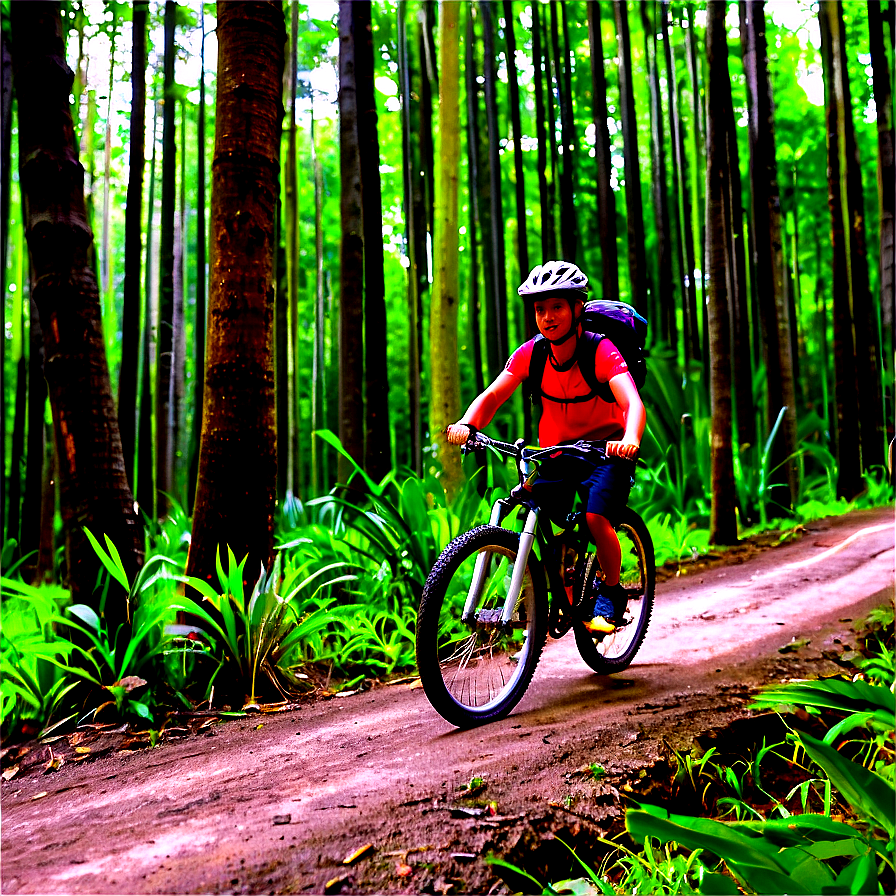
xmin=505 ymin=336 xmax=629 ymax=447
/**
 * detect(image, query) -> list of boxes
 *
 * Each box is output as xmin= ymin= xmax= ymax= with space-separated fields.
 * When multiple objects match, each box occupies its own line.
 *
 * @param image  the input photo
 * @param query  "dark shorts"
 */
xmin=528 ymin=451 xmax=635 ymax=526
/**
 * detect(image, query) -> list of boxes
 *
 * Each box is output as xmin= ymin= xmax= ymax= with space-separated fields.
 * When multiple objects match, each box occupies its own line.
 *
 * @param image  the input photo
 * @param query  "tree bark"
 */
xmin=684 ymin=2 xmax=705 ymax=327
xmin=356 ymin=1 xmax=391 ymax=483
xmin=705 ymin=0 xmax=738 ymax=546
xmin=337 ymin=0 xmax=365 ymax=484
xmin=504 ymin=0 xmax=529 ymax=292
xmin=556 ymin=0 xmax=579 ymax=262
xmin=11 ymin=0 xmax=142 ymax=629
xmin=429 ymin=0 xmax=463 ymax=498
xmin=186 ymin=0 xmax=284 ymax=588
xmin=286 ymin=0 xmax=300 ymax=496
xmin=868 ymin=0 xmax=894 ymax=395
xmin=741 ymin=0 xmax=799 ymax=507
xmin=532 ymin=1 xmax=552 ymax=261
xmin=818 ymin=1 xmax=862 ymax=499
xmin=118 ymin=0 xmax=147 ymax=495
xmin=614 ymin=0 xmax=649 ymax=312
xmin=0 ymin=5 xmax=10 ymax=542
xmin=588 ymin=0 xmax=618 ymax=301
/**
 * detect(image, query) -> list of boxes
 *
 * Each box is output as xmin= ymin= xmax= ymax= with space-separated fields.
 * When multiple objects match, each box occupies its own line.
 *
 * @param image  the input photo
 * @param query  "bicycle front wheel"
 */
xmin=574 ymin=507 xmax=655 ymax=673
xmin=416 ymin=525 xmax=548 ymax=727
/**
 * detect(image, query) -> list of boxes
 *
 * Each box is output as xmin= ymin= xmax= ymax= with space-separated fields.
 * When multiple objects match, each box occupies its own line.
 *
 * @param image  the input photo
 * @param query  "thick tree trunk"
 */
xmin=356 ymin=1 xmax=391 ymax=482
xmin=588 ymin=0 xmax=618 ymax=301
xmin=155 ymin=1 xmax=177 ymax=518
xmin=11 ymin=1 xmax=142 ymax=629
xmin=741 ymin=0 xmax=798 ymax=508
xmin=705 ymin=0 xmax=738 ymax=546
xmin=186 ymin=0 xmax=284 ymax=588
xmin=825 ymin=2 xmax=885 ymax=471
xmin=818 ymin=1 xmax=862 ymax=499
xmin=614 ymin=0 xmax=649 ymax=312
xmin=429 ymin=0 xmax=463 ymax=498
xmin=118 ymin=0 xmax=147 ymax=494
xmin=868 ymin=0 xmax=894 ymax=396
xmin=188 ymin=12 xmax=207 ymax=513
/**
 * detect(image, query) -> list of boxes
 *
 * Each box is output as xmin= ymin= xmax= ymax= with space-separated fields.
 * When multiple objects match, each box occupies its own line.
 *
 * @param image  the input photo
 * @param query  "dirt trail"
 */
xmin=2 ymin=507 xmax=893 ymax=896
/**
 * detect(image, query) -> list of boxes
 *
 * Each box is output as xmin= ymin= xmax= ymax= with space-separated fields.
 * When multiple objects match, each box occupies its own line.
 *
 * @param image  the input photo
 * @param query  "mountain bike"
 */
xmin=415 ymin=431 xmax=655 ymax=728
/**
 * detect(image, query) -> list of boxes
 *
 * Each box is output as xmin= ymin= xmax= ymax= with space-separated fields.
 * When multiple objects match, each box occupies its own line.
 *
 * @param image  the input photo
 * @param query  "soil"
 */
xmin=1 ymin=506 xmax=893 ymax=896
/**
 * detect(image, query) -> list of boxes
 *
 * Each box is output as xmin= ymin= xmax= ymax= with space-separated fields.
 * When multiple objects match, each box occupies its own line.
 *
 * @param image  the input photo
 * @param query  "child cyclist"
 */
xmin=447 ymin=261 xmax=646 ymax=635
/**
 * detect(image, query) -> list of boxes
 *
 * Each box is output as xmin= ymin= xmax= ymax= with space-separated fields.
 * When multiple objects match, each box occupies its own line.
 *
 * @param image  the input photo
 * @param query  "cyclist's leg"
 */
xmin=585 ymin=512 xmax=621 ymax=586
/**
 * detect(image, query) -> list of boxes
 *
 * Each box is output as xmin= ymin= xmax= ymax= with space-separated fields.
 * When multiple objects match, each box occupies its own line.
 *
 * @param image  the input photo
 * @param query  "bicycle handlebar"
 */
xmin=460 ymin=427 xmax=608 ymax=462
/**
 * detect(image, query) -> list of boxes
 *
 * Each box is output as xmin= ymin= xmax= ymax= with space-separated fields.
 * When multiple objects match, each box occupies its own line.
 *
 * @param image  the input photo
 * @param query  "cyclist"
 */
xmin=447 ymin=260 xmax=646 ymax=635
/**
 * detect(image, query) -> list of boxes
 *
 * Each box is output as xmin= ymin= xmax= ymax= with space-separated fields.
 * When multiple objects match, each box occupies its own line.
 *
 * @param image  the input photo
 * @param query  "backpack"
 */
xmin=526 ymin=300 xmax=648 ymax=407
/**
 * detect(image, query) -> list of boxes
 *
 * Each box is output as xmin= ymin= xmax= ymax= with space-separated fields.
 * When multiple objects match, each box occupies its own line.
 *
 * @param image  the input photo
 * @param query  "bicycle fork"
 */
xmin=461 ymin=504 xmax=540 ymax=629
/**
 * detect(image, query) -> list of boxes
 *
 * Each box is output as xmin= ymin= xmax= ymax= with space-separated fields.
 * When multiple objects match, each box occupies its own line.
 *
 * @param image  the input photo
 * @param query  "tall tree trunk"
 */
xmin=504 ymin=0 xmax=529 ymax=292
xmin=818 ymin=1 xmax=862 ymax=499
xmin=156 ymin=1 xmax=177 ymax=517
xmin=641 ymin=0 xmax=676 ymax=348
xmin=286 ymin=0 xmax=300 ymax=496
xmin=7 ymin=285 xmax=26 ymax=550
xmin=532 ymin=1 xmax=552 ymax=261
xmin=187 ymin=0 xmax=284 ymax=588
xmin=868 ymin=0 xmax=895 ymax=395
xmin=356 ymin=1 xmax=391 ymax=482
xmin=588 ymin=0 xmax=619 ymax=301
xmin=118 ymin=0 xmax=147 ymax=494
xmin=741 ymin=0 xmax=799 ymax=508
xmin=555 ymin=0 xmax=579 ymax=262
xmin=825 ymin=2 xmax=885 ymax=470
xmin=545 ymin=3 xmax=560 ymax=257
xmin=101 ymin=26 xmax=116 ymax=310
xmin=429 ymin=0 xmax=463 ymax=498
xmin=480 ymin=0 xmax=508 ymax=371
xmin=614 ymin=0 xmax=649 ymax=312
xmin=188 ymin=10 xmax=207 ymax=513
xmin=399 ymin=1 xmax=423 ymax=474
xmin=11 ymin=0 xmax=142 ymax=630
xmin=275 ymin=193 xmax=288 ymax=504
xmin=172 ymin=99 xmax=187 ymax=506
xmin=137 ymin=95 xmax=158 ymax=520
xmin=705 ymin=0 xmax=737 ymax=545
xmin=337 ymin=0 xmax=365 ymax=483
xmin=312 ymin=104 xmax=326 ymax=491
xmin=21 ymin=296 xmax=47 ymax=581
xmin=37 ymin=422 xmax=57 ymax=584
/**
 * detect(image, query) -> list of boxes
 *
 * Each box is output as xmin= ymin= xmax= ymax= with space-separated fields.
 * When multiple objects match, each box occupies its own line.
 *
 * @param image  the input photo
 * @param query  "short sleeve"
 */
xmin=595 ymin=338 xmax=628 ymax=382
xmin=505 ymin=338 xmax=536 ymax=380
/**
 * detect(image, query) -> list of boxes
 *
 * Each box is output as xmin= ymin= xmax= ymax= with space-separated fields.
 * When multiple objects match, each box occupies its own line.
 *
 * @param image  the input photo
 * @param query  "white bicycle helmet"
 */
xmin=517 ymin=260 xmax=589 ymax=298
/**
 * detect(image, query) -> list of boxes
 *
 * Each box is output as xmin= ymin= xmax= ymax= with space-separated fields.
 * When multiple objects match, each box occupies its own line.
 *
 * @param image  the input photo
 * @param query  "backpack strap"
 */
xmin=526 ymin=332 xmax=611 ymax=406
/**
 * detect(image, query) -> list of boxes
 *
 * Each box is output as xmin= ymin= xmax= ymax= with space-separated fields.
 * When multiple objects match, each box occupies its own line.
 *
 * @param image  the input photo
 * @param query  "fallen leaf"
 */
xmin=407 ymin=679 xmax=423 ymax=690
xmin=114 ymin=676 xmax=147 ymax=693
xmin=343 ymin=843 xmax=374 ymax=864
xmin=2 ymin=766 xmax=20 ymax=781
xmin=74 ymin=746 xmax=92 ymax=754
xmin=396 ymin=863 xmax=414 ymax=878
xmin=254 ymin=723 xmax=264 ymax=730
xmin=324 ymin=874 xmax=349 ymax=894
xmin=31 ymin=791 xmax=49 ymax=801
xmin=43 ymin=753 xmax=64 ymax=773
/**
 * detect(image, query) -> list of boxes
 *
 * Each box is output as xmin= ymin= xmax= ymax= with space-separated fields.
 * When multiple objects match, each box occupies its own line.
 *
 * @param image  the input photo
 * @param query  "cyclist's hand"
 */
xmin=606 ymin=439 xmax=640 ymax=460
xmin=447 ymin=423 xmax=472 ymax=445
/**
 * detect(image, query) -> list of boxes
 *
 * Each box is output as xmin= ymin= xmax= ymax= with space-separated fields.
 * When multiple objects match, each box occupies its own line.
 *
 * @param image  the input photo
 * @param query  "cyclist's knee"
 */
xmin=586 ymin=512 xmax=615 ymax=540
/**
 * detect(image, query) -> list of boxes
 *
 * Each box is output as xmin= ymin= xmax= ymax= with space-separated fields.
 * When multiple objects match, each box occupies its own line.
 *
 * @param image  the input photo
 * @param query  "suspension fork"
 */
xmin=501 ymin=507 xmax=540 ymax=625
xmin=461 ymin=499 xmax=512 ymax=623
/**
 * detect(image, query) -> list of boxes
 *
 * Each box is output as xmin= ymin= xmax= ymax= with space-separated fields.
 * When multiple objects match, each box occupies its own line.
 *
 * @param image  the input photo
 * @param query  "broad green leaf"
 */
xmin=83 ymin=528 xmax=130 ymax=592
xmin=67 ymin=604 xmax=102 ymax=632
xmin=698 ymin=870 xmax=741 ymax=895
xmin=798 ymin=730 xmax=896 ymax=836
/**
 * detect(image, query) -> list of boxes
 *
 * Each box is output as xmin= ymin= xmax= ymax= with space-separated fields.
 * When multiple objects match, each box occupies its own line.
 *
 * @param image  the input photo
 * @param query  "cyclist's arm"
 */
xmin=447 ymin=371 xmax=521 ymax=444
xmin=607 ymin=373 xmax=645 ymax=459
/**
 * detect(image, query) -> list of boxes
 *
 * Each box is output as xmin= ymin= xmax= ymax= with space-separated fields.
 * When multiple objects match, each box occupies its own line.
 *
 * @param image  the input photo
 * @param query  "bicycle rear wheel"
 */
xmin=574 ymin=507 xmax=655 ymax=673
xmin=416 ymin=525 xmax=548 ymax=727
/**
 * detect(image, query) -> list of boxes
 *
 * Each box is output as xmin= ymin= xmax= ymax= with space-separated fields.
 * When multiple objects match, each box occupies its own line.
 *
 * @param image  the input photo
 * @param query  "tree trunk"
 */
xmin=337 ymin=0 xmax=365 ymax=483
xmin=101 ymin=26 xmax=116 ymax=309
xmin=11 ymin=0 xmax=142 ymax=630
xmin=588 ymin=0 xmax=618 ymax=301
xmin=275 ymin=195 xmax=289 ymax=504
xmin=172 ymin=99 xmax=187 ymax=506
xmin=532 ymin=1 xmax=552 ymax=261
xmin=504 ymin=0 xmax=529 ymax=291
xmin=7 ymin=289 xmax=26 ymax=551
xmin=399 ymin=1 xmax=423 ymax=474
xmin=684 ymin=2 xmax=705 ymax=336
xmin=868 ymin=0 xmax=895 ymax=395
xmin=187 ymin=10 xmax=207 ymax=513
xmin=705 ymin=0 xmax=738 ymax=546
xmin=0 ymin=5 xmax=10 ymax=542
xmin=741 ymin=0 xmax=799 ymax=509
xmin=37 ymin=423 xmax=57 ymax=584
xmin=827 ymin=2 xmax=885 ymax=470
xmin=555 ymin=0 xmax=579 ymax=262
xmin=186 ymin=0 xmax=284 ymax=588
xmin=614 ymin=0 xmax=649 ymax=312
xmin=312 ymin=104 xmax=326 ymax=491
xmin=156 ymin=1 xmax=177 ymax=517
xmin=641 ymin=0 xmax=675 ymax=348
xmin=286 ymin=0 xmax=300 ymax=496
xmin=480 ymin=0 xmax=508 ymax=371
xmin=818 ymin=1 xmax=862 ymax=499
xmin=118 ymin=0 xmax=147 ymax=495
xmin=356 ymin=1 xmax=391 ymax=482
xmin=429 ymin=0 xmax=463 ymax=498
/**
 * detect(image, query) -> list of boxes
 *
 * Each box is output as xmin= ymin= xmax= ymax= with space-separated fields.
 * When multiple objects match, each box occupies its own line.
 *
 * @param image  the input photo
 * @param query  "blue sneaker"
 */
xmin=582 ymin=581 xmax=619 ymax=634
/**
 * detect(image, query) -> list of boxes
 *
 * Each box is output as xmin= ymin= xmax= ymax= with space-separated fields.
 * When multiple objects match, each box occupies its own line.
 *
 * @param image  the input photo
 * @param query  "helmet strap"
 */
xmin=546 ymin=321 xmax=582 ymax=370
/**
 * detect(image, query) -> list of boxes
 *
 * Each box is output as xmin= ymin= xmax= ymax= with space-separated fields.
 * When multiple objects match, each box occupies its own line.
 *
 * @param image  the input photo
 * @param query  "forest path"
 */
xmin=1 ymin=506 xmax=893 ymax=896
